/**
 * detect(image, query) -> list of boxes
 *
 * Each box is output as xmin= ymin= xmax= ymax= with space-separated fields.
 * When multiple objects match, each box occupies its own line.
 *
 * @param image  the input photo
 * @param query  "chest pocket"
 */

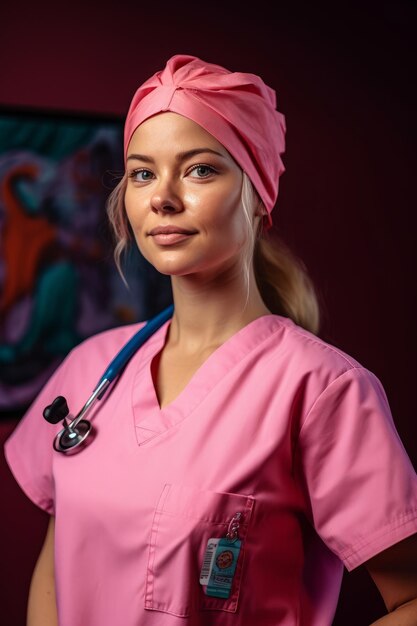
xmin=145 ymin=483 xmax=255 ymax=617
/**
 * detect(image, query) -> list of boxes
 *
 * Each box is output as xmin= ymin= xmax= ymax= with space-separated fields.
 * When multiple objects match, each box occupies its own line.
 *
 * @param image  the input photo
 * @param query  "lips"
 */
xmin=148 ymin=225 xmax=197 ymax=236
xmin=148 ymin=225 xmax=198 ymax=246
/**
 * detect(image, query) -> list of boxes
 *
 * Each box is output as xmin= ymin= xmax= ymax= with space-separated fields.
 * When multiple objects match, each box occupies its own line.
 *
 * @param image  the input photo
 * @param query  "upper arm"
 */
xmin=35 ymin=516 xmax=55 ymax=577
xmin=364 ymin=533 xmax=417 ymax=612
xmin=27 ymin=517 xmax=57 ymax=626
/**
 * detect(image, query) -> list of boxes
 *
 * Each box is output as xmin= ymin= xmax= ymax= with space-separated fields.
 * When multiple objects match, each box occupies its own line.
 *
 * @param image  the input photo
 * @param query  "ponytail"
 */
xmin=241 ymin=173 xmax=320 ymax=335
xmin=254 ymin=235 xmax=320 ymax=335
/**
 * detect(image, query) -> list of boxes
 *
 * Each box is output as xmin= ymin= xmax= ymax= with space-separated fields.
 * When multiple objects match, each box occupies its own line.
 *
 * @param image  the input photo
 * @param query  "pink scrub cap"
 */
xmin=124 ymin=54 xmax=286 ymax=227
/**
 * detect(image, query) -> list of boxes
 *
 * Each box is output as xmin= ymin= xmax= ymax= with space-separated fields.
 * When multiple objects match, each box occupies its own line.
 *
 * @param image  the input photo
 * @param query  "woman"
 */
xmin=4 ymin=54 xmax=417 ymax=626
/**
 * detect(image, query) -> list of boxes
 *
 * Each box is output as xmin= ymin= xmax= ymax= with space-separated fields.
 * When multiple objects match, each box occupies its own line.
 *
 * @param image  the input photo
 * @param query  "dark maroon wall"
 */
xmin=1 ymin=1 xmax=415 ymax=624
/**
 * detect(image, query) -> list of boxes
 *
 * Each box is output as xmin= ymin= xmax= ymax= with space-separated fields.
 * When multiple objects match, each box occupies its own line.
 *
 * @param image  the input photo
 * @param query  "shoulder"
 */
xmin=266 ymin=314 xmax=379 ymax=397
xmin=67 ymin=321 xmax=147 ymax=362
xmin=269 ymin=320 xmax=396 ymax=448
xmin=51 ymin=321 xmax=148 ymax=389
xmin=270 ymin=315 xmax=362 ymax=368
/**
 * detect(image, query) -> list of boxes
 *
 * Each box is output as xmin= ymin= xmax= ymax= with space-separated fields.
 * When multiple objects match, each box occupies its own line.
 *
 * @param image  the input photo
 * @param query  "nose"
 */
xmin=150 ymin=177 xmax=184 ymax=215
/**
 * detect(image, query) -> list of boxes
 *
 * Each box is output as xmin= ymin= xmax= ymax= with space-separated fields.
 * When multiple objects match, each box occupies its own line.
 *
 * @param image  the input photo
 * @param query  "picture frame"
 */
xmin=0 ymin=106 xmax=172 ymax=416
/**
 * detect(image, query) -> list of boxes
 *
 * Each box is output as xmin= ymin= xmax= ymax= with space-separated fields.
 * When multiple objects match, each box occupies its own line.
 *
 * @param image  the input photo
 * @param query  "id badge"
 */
xmin=205 ymin=537 xmax=242 ymax=598
xmin=199 ymin=511 xmax=243 ymax=599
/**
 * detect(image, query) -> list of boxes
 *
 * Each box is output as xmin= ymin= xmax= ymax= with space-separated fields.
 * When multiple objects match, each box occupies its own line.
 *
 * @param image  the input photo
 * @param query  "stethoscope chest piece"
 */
xmin=44 ymin=395 xmax=93 ymax=454
xmin=53 ymin=420 xmax=92 ymax=453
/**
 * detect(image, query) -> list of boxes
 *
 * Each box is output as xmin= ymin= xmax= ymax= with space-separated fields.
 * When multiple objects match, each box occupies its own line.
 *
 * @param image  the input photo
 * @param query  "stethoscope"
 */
xmin=43 ymin=304 xmax=174 ymax=454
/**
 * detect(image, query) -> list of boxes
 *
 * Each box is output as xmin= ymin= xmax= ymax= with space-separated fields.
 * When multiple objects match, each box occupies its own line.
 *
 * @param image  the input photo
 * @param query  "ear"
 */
xmin=254 ymin=202 xmax=267 ymax=218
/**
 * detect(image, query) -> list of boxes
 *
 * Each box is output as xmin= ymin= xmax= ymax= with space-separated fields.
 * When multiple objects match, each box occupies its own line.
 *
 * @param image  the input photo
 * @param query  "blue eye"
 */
xmin=129 ymin=169 xmax=154 ymax=182
xmin=189 ymin=164 xmax=217 ymax=178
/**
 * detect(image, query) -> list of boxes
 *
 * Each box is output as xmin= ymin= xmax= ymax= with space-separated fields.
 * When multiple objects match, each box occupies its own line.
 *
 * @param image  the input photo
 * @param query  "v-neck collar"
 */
xmin=131 ymin=314 xmax=283 ymax=446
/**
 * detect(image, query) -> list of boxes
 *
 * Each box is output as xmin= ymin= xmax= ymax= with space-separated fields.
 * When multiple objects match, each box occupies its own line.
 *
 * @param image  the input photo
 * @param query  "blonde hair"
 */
xmin=240 ymin=173 xmax=320 ymax=334
xmin=106 ymin=172 xmax=320 ymax=334
xmin=107 ymin=173 xmax=130 ymax=283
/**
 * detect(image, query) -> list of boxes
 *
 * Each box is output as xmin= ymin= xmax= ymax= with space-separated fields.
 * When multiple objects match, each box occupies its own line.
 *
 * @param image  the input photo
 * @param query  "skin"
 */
xmin=27 ymin=112 xmax=417 ymax=624
xmin=124 ymin=112 xmax=270 ymax=408
xmin=27 ymin=517 xmax=58 ymax=626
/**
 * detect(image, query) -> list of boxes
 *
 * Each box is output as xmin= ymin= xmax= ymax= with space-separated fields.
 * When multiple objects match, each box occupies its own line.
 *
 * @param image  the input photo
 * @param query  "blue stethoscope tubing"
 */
xmin=47 ymin=304 xmax=174 ymax=453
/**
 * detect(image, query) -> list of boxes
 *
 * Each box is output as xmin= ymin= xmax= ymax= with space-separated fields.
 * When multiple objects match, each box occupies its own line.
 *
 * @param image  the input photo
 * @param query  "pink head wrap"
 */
xmin=124 ymin=54 xmax=286 ymax=227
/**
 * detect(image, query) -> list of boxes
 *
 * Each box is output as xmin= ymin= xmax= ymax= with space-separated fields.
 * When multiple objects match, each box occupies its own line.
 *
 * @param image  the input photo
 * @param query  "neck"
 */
xmin=167 ymin=263 xmax=271 ymax=354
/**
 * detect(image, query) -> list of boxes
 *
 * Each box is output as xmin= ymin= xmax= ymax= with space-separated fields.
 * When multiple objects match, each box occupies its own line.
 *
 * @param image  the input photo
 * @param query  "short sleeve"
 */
xmin=295 ymin=366 xmax=417 ymax=571
xmin=4 ymin=350 xmax=76 ymax=515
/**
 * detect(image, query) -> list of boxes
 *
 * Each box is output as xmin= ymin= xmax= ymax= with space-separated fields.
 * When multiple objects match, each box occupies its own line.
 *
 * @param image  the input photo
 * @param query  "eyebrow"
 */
xmin=126 ymin=147 xmax=226 ymax=163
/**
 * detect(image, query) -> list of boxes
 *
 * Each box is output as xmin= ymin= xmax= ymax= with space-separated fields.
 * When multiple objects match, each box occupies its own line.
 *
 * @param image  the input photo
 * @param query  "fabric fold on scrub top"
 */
xmin=4 ymin=314 xmax=417 ymax=626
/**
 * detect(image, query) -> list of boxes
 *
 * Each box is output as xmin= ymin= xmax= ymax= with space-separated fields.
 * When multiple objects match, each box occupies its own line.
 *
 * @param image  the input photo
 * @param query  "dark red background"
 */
xmin=1 ymin=1 xmax=415 ymax=624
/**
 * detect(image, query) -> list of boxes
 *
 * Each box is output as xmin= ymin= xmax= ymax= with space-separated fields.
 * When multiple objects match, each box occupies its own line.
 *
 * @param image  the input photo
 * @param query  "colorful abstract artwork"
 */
xmin=0 ymin=108 xmax=172 ymax=415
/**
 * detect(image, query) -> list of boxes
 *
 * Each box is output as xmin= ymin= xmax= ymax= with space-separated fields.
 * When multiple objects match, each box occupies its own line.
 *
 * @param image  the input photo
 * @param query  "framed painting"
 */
xmin=0 ymin=106 xmax=172 ymax=416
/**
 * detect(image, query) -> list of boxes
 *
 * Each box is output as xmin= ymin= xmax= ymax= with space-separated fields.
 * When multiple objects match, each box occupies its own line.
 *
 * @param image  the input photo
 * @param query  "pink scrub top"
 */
xmin=4 ymin=314 xmax=417 ymax=625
